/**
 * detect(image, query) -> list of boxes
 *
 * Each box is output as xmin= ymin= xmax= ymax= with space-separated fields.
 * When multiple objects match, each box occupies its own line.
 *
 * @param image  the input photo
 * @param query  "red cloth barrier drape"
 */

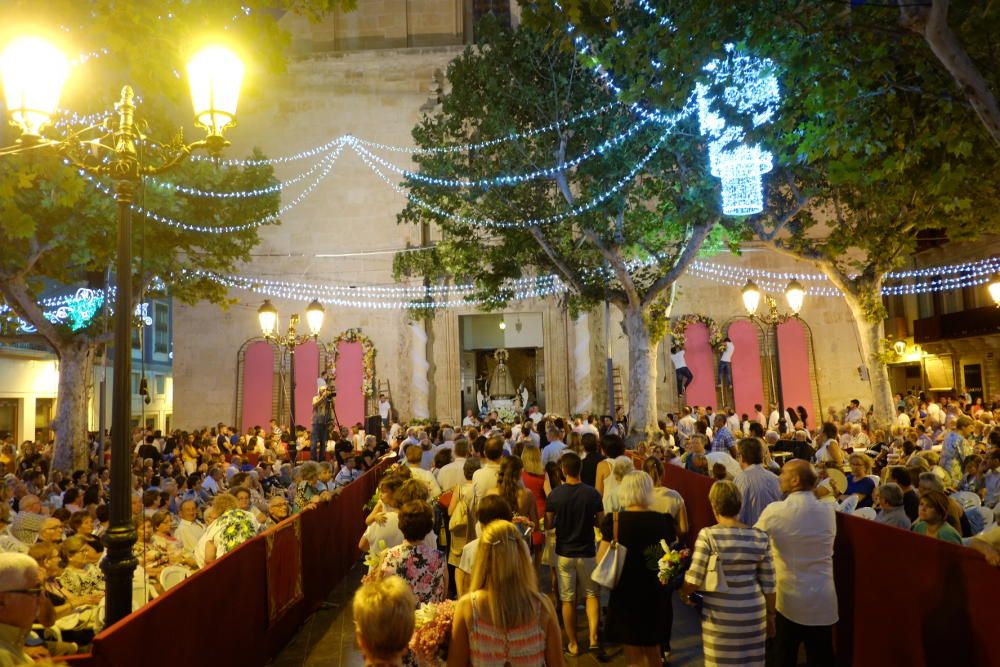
xmin=661 ymin=465 xmax=1000 ymax=667
xmin=86 ymin=460 xmax=389 ymax=667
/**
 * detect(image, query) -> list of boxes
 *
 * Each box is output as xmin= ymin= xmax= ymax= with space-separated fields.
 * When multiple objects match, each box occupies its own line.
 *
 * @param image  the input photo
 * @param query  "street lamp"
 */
xmin=739 ymin=279 xmax=807 ymax=422
xmin=257 ymin=299 xmax=326 ymax=460
xmin=1 ymin=36 xmax=244 ymax=626
xmin=989 ymin=272 xmax=1000 ymax=306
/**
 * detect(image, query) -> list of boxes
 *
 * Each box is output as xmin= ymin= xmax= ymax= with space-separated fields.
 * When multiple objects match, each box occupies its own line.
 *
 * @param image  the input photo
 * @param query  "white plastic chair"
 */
xmin=838 ymin=495 xmax=859 ymax=514
xmin=852 ymin=507 xmax=877 ymax=520
xmin=866 ymin=474 xmax=881 ymax=489
xmin=159 ymin=565 xmax=191 ymax=591
xmin=951 ymin=491 xmax=981 ymax=510
xmin=966 ymin=506 xmax=995 ymax=535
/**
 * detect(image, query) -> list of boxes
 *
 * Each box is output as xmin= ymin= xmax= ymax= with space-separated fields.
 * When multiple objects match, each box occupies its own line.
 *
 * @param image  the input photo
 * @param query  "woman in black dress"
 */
xmin=596 ymin=470 xmax=676 ymax=666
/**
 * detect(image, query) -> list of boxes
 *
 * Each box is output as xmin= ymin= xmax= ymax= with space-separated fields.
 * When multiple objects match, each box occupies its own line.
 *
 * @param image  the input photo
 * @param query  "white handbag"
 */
xmin=591 ymin=512 xmax=627 ymax=589
xmin=703 ymin=530 xmax=729 ymax=593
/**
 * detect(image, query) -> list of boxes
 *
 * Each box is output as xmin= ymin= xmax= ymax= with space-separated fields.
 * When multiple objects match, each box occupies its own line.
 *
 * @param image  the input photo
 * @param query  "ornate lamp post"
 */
xmin=1 ymin=35 xmax=244 ymax=625
xmin=740 ymin=279 xmax=805 ymax=421
xmin=257 ymin=299 xmax=326 ymax=458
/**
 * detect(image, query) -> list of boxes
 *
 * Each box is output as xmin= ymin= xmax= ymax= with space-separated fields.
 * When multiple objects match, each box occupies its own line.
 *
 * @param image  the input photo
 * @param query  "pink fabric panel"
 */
xmin=777 ymin=319 xmax=815 ymax=429
xmin=293 ymin=341 xmax=320 ymax=430
xmin=728 ymin=320 xmax=766 ymax=418
xmin=242 ymin=342 xmax=275 ymax=433
xmin=335 ymin=341 xmax=365 ymax=427
xmin=683 ymin=323 xmax=717 ymax=409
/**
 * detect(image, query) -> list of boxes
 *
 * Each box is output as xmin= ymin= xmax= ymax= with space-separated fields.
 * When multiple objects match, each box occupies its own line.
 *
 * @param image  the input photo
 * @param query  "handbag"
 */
xmin=448 ymin=485 xmax=469 ymax=534
xmin=703 ymin=529 xmax=729 ymax=593
xmin=591 ymin=512 xmax=627 ymax=589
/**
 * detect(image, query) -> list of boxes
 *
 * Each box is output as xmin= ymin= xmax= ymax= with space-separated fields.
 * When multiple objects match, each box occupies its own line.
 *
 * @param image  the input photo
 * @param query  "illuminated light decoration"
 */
xmin=147 ymin=138 xmax=346 ymax=198
xmin=695 ymin=47 xmax=779 ymax=216
xmin=350 ymin=116 xmax=657 ymax=188
xmin=189 ymin=102 xmax=622 ymax=167
xmin=47 ymin=288 xmax=104 ymax=331
xmin=134 ymin=302 xmax=153 ymax=326
xmin=351 ymin=128 xmax=675 ymax=229
xmin=77 ymin=141 xmax=346 ymax=233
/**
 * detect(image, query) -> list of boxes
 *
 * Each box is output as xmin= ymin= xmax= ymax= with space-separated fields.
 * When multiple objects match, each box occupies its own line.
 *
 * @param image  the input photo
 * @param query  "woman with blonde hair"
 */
xmin=841 ymin=452 xmax=877 ymax=508
xmin=519 ymin=447 xmax=546 ymax=559
xmin=353 ymin=575 xmax=417 ymax=667
xmin=448 ymin=521 xmax=562 ymax=667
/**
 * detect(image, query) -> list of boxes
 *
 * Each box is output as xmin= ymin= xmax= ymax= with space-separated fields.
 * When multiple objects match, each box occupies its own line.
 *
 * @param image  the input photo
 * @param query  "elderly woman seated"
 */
xmin=30 ymin=542 xmax=101 ymax=643
xmin=840 ymin=453 xmax=877 ymax=509
xmin=873 ymin=483 xmax=912 ymax=530
xmin=57 ymin=536 xmax=105 ymax=599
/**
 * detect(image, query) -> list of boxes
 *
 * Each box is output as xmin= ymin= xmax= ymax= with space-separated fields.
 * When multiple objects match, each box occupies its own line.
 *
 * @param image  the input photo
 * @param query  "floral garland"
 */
xmin=329 ymin=328 xmax=377 ymax=397
xmin=669 ymin=314 xmax=726 ymax=352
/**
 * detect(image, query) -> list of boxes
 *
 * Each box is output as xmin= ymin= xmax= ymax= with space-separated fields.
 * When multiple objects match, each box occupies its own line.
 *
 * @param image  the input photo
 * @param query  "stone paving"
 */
xmin=271 ymin=563 xmax=704 ymax=667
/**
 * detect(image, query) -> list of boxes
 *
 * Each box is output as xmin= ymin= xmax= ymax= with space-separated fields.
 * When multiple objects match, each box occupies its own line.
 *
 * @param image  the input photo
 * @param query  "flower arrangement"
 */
xmin=360 ymin=539 xmax=389 ymax=584
xmin=669 ymin=314 xmax=726 ymax=352
xmin=644 ymin=540 xmax=691 ymax=588
xmin=495 ymin=405 xmax=518 ymax=424
xmin=410 ymin=599 xmax=456 ymax=667
xmin=330 ymin=328 xmax=377 ymax=396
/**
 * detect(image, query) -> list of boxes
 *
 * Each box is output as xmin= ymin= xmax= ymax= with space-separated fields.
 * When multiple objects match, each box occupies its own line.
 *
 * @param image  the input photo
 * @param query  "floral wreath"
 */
xmin=328 ymin=328 xmax=377 ymax=397
xmin=669 ymin=314 xmax=726 ymax=352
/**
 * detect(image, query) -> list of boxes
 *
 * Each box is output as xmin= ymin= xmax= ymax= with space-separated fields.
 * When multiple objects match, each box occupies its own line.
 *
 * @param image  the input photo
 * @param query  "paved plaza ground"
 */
xmin=271 ymin=563 xmax=705 ymax=667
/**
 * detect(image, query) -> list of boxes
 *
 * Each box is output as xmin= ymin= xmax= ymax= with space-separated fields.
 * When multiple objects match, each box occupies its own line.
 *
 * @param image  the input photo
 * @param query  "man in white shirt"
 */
xmin=378 ymin=393 xmax=392 ymax=427
xmin=472 ymin=437 xmax=505 ymax=500
xmin=541 ymin=424 xmax=567 ymax=467
xmin=436 ymin=438 xmax=469 ymax=494
xmin=574 ymin=415 xmax=600 ymax=437
xmin=767 ymin=403 xmax=781 ymax=431
xmin=753 ymin=404 xmax=767 ymax=428
xmin=845 ymin=399 xmax=863 ymax=424
xmin=676 ymin=407 xmax=695 ymax=448
xmin=717 ymin=337 xmax=735 ymax=390
xmin=725 ymin=408 xmax=741 ymax=436
xmin=895 ymin=407 xmax=911 ymax=428
xmin=755 ymin=460 xmax=837 ymax=667
xmin=462 ymin=410 xmax=479 ymax=428
xmin=174 ymin=499 xmax=205 ymax=559
xmin=670 ymin=346 xmax=693 ymax=396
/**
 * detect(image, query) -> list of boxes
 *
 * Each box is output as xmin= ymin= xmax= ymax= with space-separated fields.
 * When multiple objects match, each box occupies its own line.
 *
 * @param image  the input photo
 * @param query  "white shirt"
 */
xmin=768 ymin=410 xmax=780 ymax=431
xmin=726 ymin=414 xmax=741 ymax=435
xmin=541 ymin=440 xmax=567 ymax=467
xmin=458 ymin=536 xmax=481 ymax=575
xmin=720 ymin=340 xmax=735 ymax=363
xmin=437 ymin=457 xmax=467 ymax=493
xmin=174 ymin=519 xmax=205 ymax=556
xmin=755 ymin=491 xmax=838 ymax=626
xmin=362 ymin=512 xmax=437 ymax=562
xmin=379 ymin=400 xmax=391 ymax=420
xmin=409 ymin=466 xmax=442 ymax=497
xmin=575 ymin=422 xmax=599 ymax=437
xmin=471 ymin=461 xmax=501 ymax=500
xmin=705 ymin=451 xmax=741 ymax=479
xmin=462 ymin=416 xmax=479 ymax=427
xmin=670 ymin=350 xmax=687 ymax=368
xmin=896 ymin=413 xmax=911 ymax=428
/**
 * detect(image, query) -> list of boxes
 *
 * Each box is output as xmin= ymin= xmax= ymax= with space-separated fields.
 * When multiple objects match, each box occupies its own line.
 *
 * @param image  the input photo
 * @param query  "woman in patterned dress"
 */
xmin=377 ymin=500 xmax=448 ymax=604
xmin=681 ymin=480 xmax=776 ymax=667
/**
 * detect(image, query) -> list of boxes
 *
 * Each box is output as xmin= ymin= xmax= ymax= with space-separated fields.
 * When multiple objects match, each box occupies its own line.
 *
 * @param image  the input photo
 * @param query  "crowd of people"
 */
xmin=0 ymin=388 xmax=998 ymax=665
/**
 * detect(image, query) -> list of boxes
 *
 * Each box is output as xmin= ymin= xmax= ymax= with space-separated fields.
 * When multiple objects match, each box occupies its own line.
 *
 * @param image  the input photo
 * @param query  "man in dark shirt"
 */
xmin=889 ymin=466 xmax=920 ymax=522
xmin=545 ymin=452 xmax=604 ymax=656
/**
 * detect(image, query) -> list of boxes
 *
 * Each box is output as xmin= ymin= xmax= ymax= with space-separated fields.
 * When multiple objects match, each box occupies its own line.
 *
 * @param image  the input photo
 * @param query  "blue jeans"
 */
xmin=676 ymin=367 xmax=693 ymax=394
xmin=718 ymin=360 xmax=732 ymax=387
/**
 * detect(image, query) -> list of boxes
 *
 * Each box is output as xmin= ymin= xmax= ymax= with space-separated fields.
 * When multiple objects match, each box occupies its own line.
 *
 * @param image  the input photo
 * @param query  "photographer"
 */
xmin=311 ymin=373 xmax=335 ymax=462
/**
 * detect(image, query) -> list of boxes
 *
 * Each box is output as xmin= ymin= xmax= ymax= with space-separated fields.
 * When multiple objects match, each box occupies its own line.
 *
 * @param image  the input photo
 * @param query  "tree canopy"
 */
xmin=528 ymin=0 xmax=1000 ymax=424
xmin=392 ymin=17 xmax=742 ymax=435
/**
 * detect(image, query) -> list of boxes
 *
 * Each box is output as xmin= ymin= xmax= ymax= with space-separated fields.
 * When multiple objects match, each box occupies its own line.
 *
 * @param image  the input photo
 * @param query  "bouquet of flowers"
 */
xmin=409 ymin=599 xmax=456 ymax=667
xmin=644 ymin=540 xmax=691 ymax=588
xmin=495 ymin=406 xmax=518 ymax=424
xmin=360 ymin=539 xmax=388 ymax=584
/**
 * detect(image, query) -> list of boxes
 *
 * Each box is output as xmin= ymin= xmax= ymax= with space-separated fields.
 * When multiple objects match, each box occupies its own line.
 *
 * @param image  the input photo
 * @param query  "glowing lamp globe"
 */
xmin=257 ymin=300 xmax=278 ymax=338
xmin=989 ymin=273 xmax=1000 ymax=306
xmin=784 ymin=280 xmax=805 ymax=315
xmin=0 ymin=36 xmax=69 ymax=142
xmin=741 ymin=279 xmax=761 ymax=316
xmin=187 ymin=45 xmax=243 ymax=151
xmin=305 ymin=299 xmax=325 ymax=337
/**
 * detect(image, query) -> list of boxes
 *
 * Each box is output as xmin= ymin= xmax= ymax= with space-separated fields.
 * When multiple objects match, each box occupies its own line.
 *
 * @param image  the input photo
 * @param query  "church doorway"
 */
xmin=459 ymin=313 xmax=545 ymax=419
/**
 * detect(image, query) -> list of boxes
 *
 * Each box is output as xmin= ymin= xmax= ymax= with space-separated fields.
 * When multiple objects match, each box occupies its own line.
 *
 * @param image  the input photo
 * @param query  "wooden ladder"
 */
xmin=612 ymin=366 xmax=624 ymax=414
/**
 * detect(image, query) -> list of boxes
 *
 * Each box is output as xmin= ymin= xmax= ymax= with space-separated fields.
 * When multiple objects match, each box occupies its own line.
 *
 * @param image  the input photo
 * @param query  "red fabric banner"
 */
xmin=242 ymin=341 xmax=275 ymax=433
xmin=266 ymin=516 xmax=304 ymax=625
xmin=776 ymin=319 xmax=816 ymax=429
xmin=727 ymin=319 xmax=766 ymax=419
xmin=335 ymin=340 xmax=365 ymax=428
xmin=293 ymin=340 xmax=320 ymax=431
xmin=682 ymin=322 xmax=718 ymax=409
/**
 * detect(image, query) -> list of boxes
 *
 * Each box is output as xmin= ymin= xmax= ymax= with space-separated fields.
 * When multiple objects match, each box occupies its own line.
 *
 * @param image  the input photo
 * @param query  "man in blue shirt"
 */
xmin=710 ymin=414 xmax=736 ymax=457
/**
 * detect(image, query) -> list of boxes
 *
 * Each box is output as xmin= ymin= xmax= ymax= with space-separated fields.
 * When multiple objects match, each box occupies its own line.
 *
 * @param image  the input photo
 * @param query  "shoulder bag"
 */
xmin=703 ymin=529 xmax=729 ymax=592
xmin=591 ymin=512 xmax=627 ymax=589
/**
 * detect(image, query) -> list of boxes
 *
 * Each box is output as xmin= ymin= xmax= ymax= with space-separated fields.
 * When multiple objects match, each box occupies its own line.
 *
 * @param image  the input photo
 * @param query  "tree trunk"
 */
xmin=619 ymin=303 xmax=659 ymax=441
xmin=843 ymin=295 xmax=895 ymax=429
xmin=51 ymin=340 xmax=96 ymax=472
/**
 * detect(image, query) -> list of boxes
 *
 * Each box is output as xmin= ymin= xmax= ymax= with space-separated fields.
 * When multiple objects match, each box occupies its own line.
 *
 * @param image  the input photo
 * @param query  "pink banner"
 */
xmin=727 ymin=320 xmax=766 ymax=419
xmin=777 ymin=319 xmax=815 ymax=429
xmin=242 ymin=342 xmax=275 ymax=434
xmin=334 ymin=341 xmax=365 ymax=428
xmin=293 ymin=341 xmax=320 ymax=430
xmin=682 ymin=322 xmax=717 ymax=409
